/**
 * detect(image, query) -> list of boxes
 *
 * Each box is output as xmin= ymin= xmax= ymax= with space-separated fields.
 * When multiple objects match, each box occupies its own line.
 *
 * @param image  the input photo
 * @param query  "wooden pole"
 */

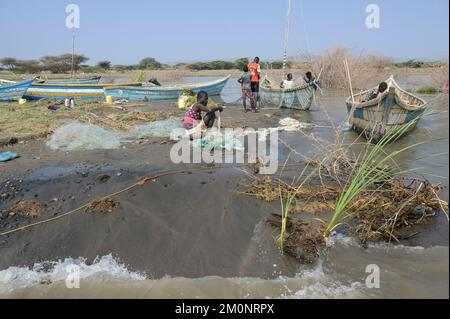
xmin=282 ymin=0 xmax=292 ymax=79
xmin=344 ymin=58 xmax=355 ymax=103
xmin=71 ymin=31 xmax=76 ymax=78
xmin=316 ymin=66 xmax=324 ymax=82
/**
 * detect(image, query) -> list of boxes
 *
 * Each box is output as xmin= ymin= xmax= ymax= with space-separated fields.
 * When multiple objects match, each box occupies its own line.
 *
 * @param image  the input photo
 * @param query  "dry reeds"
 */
xmin=85 ymin=198 xmax=120 ymax=214
xmin=9 ymin=200 xmax=49 ymax=219
xmin=78 ymin=110 xmax=179 ymax=131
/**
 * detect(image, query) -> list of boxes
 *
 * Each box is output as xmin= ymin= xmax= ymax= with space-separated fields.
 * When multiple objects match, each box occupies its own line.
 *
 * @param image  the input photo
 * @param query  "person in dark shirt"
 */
xmin=366 ymin=82 xmax=388 ymax=101
xmin=238 ymin=65 xmax=253 ymax=112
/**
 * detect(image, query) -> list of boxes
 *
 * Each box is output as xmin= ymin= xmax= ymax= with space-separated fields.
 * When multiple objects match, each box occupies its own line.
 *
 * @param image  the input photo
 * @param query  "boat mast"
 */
xmin=282 ymin=0 xmax=292 ymax=79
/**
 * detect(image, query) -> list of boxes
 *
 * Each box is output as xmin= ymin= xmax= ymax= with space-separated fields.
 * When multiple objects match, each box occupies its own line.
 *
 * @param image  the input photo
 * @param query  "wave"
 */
xmin=0 ymin=254 xmax=365 ymax=299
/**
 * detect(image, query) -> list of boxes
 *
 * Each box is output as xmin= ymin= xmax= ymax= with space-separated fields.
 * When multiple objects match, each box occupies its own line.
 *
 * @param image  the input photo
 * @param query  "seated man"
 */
xmin=303 ymin=71 xmax=315 ymax=84
xmin=183 ymin=91 xmax=223 ymax=138
xmin=365 ymin=82 xmax=388 ymax=101
xmin=147 ymin=77 xmax=161 ymax=87
xmin=280 ymin=73 xmax=295 ymax=90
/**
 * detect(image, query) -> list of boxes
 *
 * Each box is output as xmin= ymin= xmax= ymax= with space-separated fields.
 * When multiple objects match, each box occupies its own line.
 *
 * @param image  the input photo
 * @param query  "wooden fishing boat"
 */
xmin=36 ymin=76 xmax=102 ymax=85
xmin=346 ymin=76 xmax=427 ymax=142
xmin=259 ymin=0 xmax=318 ymax=110
xmin=0 ymin=79 xmax=34 ymax=101
xmin=24 ymin=82 xmax=142 ymax=100
xmin=260 ymin=76 xmax=317 ymax=110
xmin=104 ymin=76 xmax=230 ymax=101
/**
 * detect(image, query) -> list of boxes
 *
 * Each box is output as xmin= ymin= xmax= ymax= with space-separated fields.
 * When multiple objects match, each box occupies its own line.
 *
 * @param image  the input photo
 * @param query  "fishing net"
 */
xmin=191 ymin=130 xmax=245 ymax=151
xmin=47 ymin=122 xmax=123 ymax=151
xmin=129 ymin=117 xmax=184 ymax=139
xmin=47 ymin=117 xmax=186 ymax=151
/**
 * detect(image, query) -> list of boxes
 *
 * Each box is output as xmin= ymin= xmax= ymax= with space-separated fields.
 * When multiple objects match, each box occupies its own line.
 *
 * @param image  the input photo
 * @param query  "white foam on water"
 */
xmin=0 ymin=254 xmax=365 ymax=299
xmin=0 ymin=254 xmax=146 ymax=294
xmin=326 ymin=232 xmax=427 ymax=251
xmin=0 ymin=242 xmax=445 ymax=299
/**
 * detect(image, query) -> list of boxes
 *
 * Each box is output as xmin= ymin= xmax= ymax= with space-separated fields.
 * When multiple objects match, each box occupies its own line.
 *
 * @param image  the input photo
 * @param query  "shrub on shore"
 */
xmin=416 ymin=86 xmax=438 ymax=94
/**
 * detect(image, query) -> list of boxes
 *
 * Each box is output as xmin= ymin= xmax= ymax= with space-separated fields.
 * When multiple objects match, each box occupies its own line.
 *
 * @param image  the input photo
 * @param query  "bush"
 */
xmin=416 ymin=86 xmax=438 ymax=94
xmin=188 ymin=60 xmax=242 ymax=70
xmin=113 ymin=65 xmax=136 ymax=72
xmin=394 ymin=60 xmax=425 ymax=68
xmin=80 ymin=65 xmax=104 ymax=73
xmin=234 ymin=58 xmax=249 ymax=70
xmin=137 ymin=57 xmax=162 ymax=70
xmin=96 ymin=61 xmax=112 ymax=70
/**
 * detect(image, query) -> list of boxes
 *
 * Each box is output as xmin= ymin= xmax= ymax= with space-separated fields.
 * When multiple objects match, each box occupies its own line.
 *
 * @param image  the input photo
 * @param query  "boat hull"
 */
xmin=41 ymin=76 xmax=102 ymax=85
xmin=24 ymin=82 xmax=141 ymax=100
xmin=105 ymin=76 xmax=230 ymax=101
xmin=0 ymin=79 xmax=34 ymax=102
xmin=261 ymin=83 xmax=315 ymax=110
xmin=347 ymin=78 xmax=427 ymax=142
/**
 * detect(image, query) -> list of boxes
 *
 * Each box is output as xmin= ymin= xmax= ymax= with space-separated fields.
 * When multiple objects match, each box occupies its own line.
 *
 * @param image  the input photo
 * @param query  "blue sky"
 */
xmin=0 ymin=0 xmax=448 ymax=65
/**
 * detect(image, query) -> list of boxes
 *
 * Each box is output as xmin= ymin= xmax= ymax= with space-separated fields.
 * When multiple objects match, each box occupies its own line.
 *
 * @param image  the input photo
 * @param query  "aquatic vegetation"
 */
xmin=241 ymin=112 xmax=448 ymax=258
xmin=324 ymin=113 xmax=439 ymax=238
xmin=267 ymin=214 xmax=325 ymax=264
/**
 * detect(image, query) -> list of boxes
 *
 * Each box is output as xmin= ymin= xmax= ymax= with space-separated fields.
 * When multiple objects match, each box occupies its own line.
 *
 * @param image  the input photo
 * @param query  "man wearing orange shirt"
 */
xmin=248 ymin=57 xmax=261 ymax=112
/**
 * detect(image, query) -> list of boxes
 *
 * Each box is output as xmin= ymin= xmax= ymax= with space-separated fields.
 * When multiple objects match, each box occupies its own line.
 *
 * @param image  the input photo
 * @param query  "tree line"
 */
xmin=0 ymin=55 xmax=291 ymax=74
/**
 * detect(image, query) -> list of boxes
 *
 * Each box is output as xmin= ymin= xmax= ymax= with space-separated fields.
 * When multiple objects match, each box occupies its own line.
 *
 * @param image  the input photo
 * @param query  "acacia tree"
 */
xmin=97 ymin=61 xmax=112 ymax=70
xmin=16 ymin=60 xmax=42 ymax=73
xmin=138 ymin=57 xmax=162 ymax=70
xmin=40 ymin=54 xmax=89 ymax=73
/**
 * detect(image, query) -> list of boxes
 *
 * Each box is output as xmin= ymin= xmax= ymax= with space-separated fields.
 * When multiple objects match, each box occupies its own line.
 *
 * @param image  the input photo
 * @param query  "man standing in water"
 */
xmin=248 ymin=57 xmax=261 ymax=112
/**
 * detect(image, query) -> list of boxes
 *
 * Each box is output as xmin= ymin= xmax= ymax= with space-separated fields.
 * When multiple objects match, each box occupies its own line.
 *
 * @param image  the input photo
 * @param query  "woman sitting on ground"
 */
xmin=183 ymin=91 xmax=223 ymax=137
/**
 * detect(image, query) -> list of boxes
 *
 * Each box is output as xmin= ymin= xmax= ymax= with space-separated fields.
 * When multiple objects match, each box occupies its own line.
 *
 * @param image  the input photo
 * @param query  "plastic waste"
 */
xmin=0 ymin=151 xmax=19 ymax=162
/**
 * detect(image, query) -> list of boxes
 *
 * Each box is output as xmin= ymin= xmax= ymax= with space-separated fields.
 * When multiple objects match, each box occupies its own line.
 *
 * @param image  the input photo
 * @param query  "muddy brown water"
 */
xmin=0 ymin=77 xmax=448 ymax=298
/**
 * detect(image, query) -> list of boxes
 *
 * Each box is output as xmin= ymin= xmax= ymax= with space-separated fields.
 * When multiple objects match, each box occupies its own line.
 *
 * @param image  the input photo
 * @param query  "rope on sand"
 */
xmin=0 ymin=162 xmax=310 ymax=237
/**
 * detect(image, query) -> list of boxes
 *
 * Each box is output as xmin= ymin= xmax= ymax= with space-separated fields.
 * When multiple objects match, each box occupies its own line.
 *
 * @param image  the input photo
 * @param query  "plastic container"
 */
xmin=18 ymin=98 xmax=27 ymax=105
xmin=106 ymin=95 xmax=113 ymax=104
